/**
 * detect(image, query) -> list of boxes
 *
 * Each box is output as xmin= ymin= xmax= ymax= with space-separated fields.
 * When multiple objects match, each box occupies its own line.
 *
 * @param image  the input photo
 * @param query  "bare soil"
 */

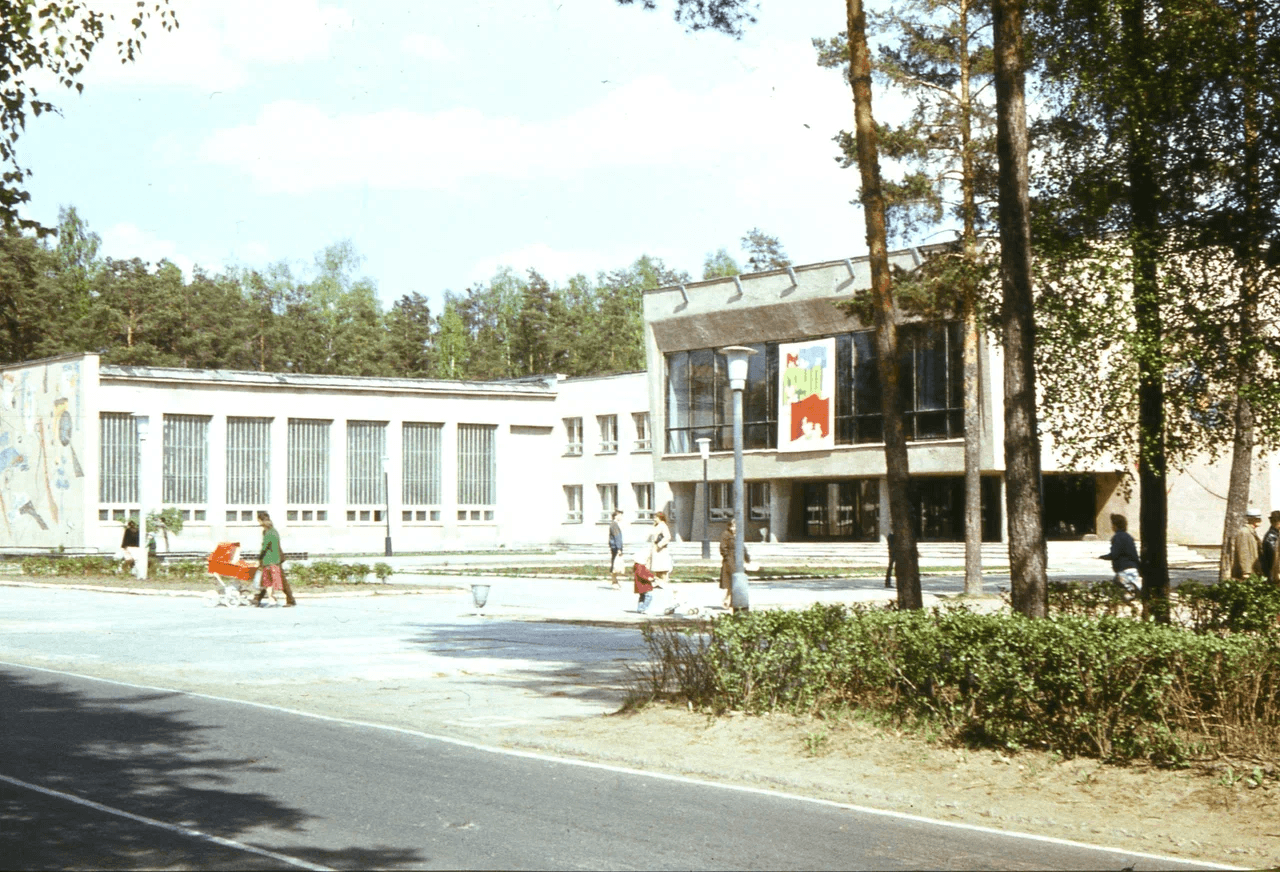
xmin=503 ymin=704 xmax=1279 ymax=869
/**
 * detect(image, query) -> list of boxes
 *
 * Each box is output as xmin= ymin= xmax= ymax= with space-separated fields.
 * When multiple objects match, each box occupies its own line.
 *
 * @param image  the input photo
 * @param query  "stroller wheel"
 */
xmin=684 ymin=607 xmax=700 ymax=617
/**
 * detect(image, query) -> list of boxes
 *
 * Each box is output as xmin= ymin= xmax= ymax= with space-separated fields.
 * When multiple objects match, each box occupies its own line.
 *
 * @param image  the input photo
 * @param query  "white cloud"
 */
xmin=84 ymin=0 xmax=351 ymax=91
xmin=196 ymin=38 xmax=853 ymax=195
xmin=400 ymin=33 xmax=455 ymax=63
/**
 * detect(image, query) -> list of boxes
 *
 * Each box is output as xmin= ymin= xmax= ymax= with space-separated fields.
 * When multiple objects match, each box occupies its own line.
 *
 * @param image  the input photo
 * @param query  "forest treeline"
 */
xmin=0 ymin=210 xmax=796 ymax=381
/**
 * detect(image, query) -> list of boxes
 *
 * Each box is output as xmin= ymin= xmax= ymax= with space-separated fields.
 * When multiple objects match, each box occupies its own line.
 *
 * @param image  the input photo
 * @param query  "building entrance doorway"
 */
xmin=1042 ymin=473 xmax=1097 ymax=539
xmin=801 ymin=480 xmax=879 ymax=541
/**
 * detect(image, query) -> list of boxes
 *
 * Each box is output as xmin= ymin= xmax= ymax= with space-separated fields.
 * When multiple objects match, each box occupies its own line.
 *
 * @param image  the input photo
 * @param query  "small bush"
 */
xmin=1173 ymin=574 xmax=1280 ymax=635
xmin=373 ymin=562 xmax=394 ymax=583
xmin=640 ymin=603 xmax=1280 ymax=764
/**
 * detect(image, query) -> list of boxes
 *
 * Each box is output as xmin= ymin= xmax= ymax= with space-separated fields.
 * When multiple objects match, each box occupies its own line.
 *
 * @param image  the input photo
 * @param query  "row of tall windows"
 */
xmin=664 ymin=322 xmax=965 ymax=453
xmin=563 ymin=413 xmax=650 ymax=456
xmin=98 ymin=415 xmax=494 ymax=523
xmin=563 ymin=483 xmax=655 ymax=523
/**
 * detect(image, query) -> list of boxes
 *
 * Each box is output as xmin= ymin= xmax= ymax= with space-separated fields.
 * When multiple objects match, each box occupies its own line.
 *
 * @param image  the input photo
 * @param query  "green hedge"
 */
xmin=641 ymin=604 xmax=1280 ymax=763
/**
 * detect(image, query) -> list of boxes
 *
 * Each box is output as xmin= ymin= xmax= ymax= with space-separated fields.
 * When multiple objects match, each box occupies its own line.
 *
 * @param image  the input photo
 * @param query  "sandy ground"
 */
xmin=494 ymin=704 xmax=1279 ymax=870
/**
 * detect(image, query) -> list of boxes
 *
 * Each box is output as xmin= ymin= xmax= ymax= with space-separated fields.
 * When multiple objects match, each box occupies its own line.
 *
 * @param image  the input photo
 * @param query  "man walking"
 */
xmin=1226 ymin=508 xmax=1264 ymax=581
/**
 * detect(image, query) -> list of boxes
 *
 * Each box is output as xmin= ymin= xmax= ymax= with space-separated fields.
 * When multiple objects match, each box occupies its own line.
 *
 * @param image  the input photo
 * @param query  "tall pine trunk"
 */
xmin=848 ymin=0 xmax=922 ymax=609
xmin=1123 ymin=0 xmax=1171 ymax=621
xmin=992 ymin=0 xmax=1047 ymax=617
xmin=959 ymin=0 xmax=984 ymax=597
xmin=1219 ymin=0 xmax=1261 ymax=582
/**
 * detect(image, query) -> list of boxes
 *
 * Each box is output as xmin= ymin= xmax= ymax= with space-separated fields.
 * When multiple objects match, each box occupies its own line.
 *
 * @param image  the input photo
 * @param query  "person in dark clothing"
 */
xmin=607 ymin=509 xmax=625 ymax=588
xmin=1100 ymin=513 xmax=1141 ymax=596
xmin=1262 ymin=510 xmax=1280 ymax=585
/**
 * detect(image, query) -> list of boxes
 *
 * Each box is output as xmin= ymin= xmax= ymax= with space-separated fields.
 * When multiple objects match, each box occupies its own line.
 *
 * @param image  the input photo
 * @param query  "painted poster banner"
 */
xmin=778 ymin=337 xmax=836 ymax=452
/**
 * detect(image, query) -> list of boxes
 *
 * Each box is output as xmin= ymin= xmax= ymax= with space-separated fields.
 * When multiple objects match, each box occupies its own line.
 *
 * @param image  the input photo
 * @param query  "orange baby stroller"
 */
xmin=206 ymin=542 xmax=258 ymax=607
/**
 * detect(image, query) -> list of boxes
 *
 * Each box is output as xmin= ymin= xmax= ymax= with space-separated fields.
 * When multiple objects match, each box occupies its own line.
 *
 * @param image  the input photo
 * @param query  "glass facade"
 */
xmin=667 ymin=323 xmax=964 ymax=452
xmin=665 ymin=342 xmax=778 ymax=453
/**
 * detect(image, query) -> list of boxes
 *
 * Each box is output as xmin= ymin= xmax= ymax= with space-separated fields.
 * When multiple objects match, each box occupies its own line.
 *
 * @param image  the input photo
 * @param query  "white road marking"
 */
xmin=1 ymin=660 xmax=1244 ymax=871
xmin=0 ymin=772 xmax=334 ymax=872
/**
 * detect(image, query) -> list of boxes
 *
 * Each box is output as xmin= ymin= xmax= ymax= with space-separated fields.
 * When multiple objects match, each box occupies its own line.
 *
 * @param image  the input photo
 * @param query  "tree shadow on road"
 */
xmin=0 ymin=669 xmax=423 ymax=870
xmin=404 ymin=620 xmax=649 ymax=713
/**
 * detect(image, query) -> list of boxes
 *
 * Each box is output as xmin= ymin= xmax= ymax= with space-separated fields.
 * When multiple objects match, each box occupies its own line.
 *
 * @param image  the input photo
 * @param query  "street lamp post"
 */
xmin=133 ymin=414 xmax=150 ymax=580
xmin=382 ymin=454 xmax=392 ymax=557
xmin=696 ymin=437 xmax=711 ymax=560
xmin=720 ymin=346 xmax=756 ymax=612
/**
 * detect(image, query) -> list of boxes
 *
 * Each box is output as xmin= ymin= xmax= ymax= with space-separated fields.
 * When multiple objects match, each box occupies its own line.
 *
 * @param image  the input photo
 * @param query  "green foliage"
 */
xmin=638 ymin=603 xmax=1280 ymax=763
xmin=290 ymin=561 xmax=372 ymax=587
xmin=1174 ymin=575 xmax=1280 ymax=635
xmin=146 ymin=507 xmax=185 ymax=550
xmin=21 ymin=556 xmax=127 ymax=578
xmin=373 ymin=562 xmax=394 ymax=583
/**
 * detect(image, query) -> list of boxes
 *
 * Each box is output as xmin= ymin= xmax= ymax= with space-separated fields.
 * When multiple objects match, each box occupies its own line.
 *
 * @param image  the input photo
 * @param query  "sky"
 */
xmin=20 ymin=0 xmax=897 ymax=312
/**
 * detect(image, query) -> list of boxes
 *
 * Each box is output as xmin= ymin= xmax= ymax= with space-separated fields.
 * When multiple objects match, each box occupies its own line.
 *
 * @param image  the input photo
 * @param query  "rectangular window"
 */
xmin=749 ymin=481 xmax=771 ymax=521
xmin=457 ymin=424 xmax=496 ymax=518
xmin=162 ymin=415 xmax=210 ymax=504
xmin=598 ymin=415 xmax=618 ymax=454
xmin=564 ymin=485 xmax=583 ymax=523
xmin=849 ymin=322 xmax=964 ymax=444
xmin=226 ymin=417 xmax=270 ymax=506
xmin=597 ymin=483 xmax=618 ymax=521
xmin=402 ymin=422 xmax=442 ymax=506
xmin=346 ymin=421 xmax=387 ymax=505
xmin=665 ymin=342 xmax=777 ymax=454
xmin=633 ymin=483 xmax=654 ymax=521
xmin=632 ymin=412 xmax=651 ymax=452
xmin=564 ymin=417 xmax=583 ymax=456
xmin=288 ymin=419 xmax=330 ymax=505
xmin=710 ymin=481 xmax=734 ymax=521
xmin=99 ymin=413 xmax=138 ymax=503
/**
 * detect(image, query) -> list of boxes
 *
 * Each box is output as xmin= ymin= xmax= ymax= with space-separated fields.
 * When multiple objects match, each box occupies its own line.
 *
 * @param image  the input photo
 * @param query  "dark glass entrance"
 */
xmin=909 ymin=476 xmax=1003 ymax=542
xmin=1042 ymin=473 xmax=1097 ymax=539
xmin=801 ymin=480 xmax=879 ymax=541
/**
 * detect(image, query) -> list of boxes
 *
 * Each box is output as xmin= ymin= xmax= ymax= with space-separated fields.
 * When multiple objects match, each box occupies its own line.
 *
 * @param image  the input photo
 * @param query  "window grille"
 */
xmin=632 ymin=412 xmax=651 ymax=452
xmin=226 ymin=417 xmax=270 ymax=505
xmin=402 ymin=422 xmax=442 ymax=506
xmin=163 ymin=415 xmax=210 ymax=504
xmin=564 ymin=417 xmax=583 ymax=456
xmin=597 ymin=483 xmax=618 ymax=522
xmin=633 ymin=483 xmax=655 ymax=521
xmin=598 ymin=415 xmax=618 ymax=453
xmin=564 ymin=485 xmax=583 ymax=523
xmin=346 ymin=421 xmax=387 ymax=505
xmin=99 ymin=413 xmax=138 ymax=503
xmin=457 ymin=424 xmax=496 ymax=511
xmin=288 ymin=419 xmax=330 ymax=505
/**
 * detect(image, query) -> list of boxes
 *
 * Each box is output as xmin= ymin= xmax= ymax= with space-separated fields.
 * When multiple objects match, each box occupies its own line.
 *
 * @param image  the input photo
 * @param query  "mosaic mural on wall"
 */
xmin=0 ymin=358 xmax=88 ymax=548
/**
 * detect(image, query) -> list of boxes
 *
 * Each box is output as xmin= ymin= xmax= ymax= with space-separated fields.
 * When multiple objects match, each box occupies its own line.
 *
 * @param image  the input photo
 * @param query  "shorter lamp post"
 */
xmin=720 ymin=345 xmax=757 ymax=612
xmin=696 ymin=437 xmax=711 ymax=560
xmin=133 ymin=414 xmax=150 ymax=580
xmin=382 ymin=454 xmax=393 ymax=557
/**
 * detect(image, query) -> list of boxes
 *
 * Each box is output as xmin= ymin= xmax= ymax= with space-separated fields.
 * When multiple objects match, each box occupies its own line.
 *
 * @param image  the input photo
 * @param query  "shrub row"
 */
xmin=19 ymin=556 xmax=394 ymax=586
xmin=286 ymin=561 xmax=394 ymax=586
xmin=639 ymin=604 xmax=1280 ymax=763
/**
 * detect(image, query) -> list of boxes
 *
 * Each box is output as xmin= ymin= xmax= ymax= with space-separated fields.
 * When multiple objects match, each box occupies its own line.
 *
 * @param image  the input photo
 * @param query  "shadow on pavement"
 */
xmin=0 ymin=670 xmax=422 ymax=870
xmin=404 ymin=620 xmax=649 ymax=712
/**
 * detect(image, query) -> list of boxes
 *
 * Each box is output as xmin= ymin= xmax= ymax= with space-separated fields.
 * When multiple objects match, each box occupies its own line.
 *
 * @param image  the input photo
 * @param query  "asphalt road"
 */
xmin=0 ymin=581 xmax=1237 ymax=871
xmin=1 ymin=663 xmax=1227 ymax=871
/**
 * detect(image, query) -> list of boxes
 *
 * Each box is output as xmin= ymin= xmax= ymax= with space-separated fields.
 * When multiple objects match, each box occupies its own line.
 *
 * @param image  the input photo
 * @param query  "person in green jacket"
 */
xmin=251 ymin=511 xmax=297 ymax=607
